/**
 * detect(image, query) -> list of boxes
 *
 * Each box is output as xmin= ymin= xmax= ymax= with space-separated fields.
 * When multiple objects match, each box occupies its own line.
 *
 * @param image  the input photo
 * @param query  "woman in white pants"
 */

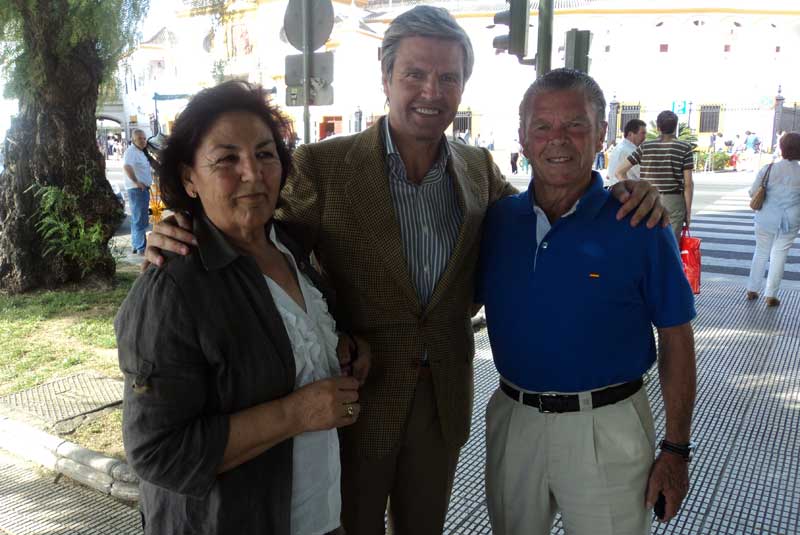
xmin=746 ymin=132 xmax=800 ymax=307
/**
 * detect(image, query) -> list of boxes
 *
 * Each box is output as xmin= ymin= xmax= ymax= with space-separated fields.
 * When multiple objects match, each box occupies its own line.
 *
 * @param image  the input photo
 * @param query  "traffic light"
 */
xmin=565 ymin=28 xmax=592 ymax=73
xmin=493 ymin=0 xmax=529 ymax=57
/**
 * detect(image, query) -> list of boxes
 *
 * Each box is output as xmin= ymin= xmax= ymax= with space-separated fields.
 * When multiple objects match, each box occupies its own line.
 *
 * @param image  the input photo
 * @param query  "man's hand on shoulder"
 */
xmin=142 ymin=212 xmax=197 ymax=270
xmin=610 ymin=180 xmax=670 ymax=229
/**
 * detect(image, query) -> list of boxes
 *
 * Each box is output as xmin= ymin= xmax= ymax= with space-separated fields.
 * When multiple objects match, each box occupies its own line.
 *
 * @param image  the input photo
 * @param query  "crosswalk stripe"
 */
xmin=688 ymin=188 xmax=800 ymax=282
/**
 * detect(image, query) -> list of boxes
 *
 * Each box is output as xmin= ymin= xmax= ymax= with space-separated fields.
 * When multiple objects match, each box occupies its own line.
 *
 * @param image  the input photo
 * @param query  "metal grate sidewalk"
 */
xmin=0 ymin=450 xmax=140 ymax=535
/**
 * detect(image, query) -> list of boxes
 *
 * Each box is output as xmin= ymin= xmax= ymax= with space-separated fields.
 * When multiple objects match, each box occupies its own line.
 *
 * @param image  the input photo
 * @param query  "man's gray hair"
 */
xmin=519 ymin=68 xmax=607 ymax=130
xmin=381 ymin=6 xmax=474 ymax=85
xmin=132 ymin=128 xmax=146 ymax=136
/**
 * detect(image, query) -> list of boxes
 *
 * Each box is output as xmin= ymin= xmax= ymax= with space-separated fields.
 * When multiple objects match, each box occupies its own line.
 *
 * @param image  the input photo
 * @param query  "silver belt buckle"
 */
xmin=538 ymin=393 xmax=558 ymax=413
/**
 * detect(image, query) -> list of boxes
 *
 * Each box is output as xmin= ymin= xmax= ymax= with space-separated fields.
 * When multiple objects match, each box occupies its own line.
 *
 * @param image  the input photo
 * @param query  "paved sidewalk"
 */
xmin=0 ymin=450 xmax=139 ymax=534
xmin=0 ymin=278 xmax=798 ymax=534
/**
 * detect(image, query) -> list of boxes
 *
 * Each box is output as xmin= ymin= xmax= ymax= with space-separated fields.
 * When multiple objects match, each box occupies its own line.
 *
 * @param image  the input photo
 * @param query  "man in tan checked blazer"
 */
xmin=145 ymin=7 xmax=663 ymax=534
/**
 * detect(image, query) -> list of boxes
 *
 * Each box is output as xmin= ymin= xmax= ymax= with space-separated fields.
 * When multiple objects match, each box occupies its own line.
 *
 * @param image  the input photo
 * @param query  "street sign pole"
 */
xmin=302 ymin=0 xmax=311 ymax=144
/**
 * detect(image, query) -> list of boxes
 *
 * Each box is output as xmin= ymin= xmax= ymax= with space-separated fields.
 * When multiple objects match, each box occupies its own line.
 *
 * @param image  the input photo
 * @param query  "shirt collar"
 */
xmin=194 ymin=212 xmax=242 ymax=271
xmin=382 ymin=116 xmax=451 ymax=177
xmin=522 ymin=171 xmax=607 ymax=221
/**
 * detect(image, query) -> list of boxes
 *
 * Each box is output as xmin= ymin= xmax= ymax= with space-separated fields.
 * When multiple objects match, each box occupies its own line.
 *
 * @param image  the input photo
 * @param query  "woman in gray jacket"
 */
xmin=115 ymin=81 xmax=369 ymax=535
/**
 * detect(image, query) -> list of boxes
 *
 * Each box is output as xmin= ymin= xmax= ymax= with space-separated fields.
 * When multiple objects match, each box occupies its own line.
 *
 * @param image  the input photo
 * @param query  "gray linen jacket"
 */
xmin=115 ymin=215 xmax=332 ymax=535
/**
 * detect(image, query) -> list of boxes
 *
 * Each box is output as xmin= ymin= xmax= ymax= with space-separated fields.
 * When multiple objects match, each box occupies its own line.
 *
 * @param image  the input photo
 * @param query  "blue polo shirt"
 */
xmin=476 ymin=173 xmax=696 ymax=392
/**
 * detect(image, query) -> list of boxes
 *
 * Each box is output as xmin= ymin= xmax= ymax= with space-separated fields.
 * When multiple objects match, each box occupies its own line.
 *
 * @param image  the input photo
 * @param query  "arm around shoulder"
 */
xmin=275 ymin=143 xmax=323 ymax=253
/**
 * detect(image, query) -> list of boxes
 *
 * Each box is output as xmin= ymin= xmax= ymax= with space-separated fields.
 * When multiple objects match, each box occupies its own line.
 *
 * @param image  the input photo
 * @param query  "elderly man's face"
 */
xmin=383 ymin=36 xmax=464 ymax=144
xmin=520 ymin=89 xmax=606 ymax=189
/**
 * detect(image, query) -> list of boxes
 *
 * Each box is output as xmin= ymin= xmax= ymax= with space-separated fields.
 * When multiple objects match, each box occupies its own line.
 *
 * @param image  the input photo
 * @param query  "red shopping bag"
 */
xmin=679 ymin=227 xmax=701 ymax=294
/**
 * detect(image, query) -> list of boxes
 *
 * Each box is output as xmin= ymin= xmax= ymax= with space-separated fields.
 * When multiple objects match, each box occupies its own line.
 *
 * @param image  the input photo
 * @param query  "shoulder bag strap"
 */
xmin=761 ymin=163 xmax=773 ymax=187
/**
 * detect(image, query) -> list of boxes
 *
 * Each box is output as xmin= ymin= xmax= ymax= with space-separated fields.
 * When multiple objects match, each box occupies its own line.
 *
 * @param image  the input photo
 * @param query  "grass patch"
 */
xmin=0 ymin=268 xmax=138 ymax=397
xmin=68 ymin=408 xmax=126 ymax=462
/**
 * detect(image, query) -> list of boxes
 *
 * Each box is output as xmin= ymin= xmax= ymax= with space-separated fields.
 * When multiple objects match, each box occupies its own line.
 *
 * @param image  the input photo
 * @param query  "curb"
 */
xmin=0 ymin=412 xmax=139 ymax=502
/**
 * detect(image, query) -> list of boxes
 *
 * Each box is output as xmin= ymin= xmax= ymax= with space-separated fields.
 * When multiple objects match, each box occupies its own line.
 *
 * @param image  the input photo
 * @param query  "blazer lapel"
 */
xmin=425 ymin=144 xmax=483 ymax=314
xmin=344 ymin=120 xmax=421 ymax=310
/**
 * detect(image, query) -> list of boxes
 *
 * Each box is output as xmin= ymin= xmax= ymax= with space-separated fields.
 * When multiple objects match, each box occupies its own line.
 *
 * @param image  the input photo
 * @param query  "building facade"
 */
xmin=117 ymin=0 xmax=800 ymax=151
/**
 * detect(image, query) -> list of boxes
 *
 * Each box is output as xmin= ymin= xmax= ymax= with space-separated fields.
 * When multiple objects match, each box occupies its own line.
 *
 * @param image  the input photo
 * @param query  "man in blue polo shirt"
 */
xmin=477 ymin=69 xmax=697 ymax=535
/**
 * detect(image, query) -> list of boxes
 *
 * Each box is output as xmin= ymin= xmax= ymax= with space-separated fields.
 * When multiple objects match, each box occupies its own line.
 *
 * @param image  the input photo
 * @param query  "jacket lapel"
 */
xmin=344 ymin=120 xmax=421 ymax=310
xmin=194 ymin=215 xmax=296 ymax=387
xmin=425 ymin=144 xmax=482 ymax=314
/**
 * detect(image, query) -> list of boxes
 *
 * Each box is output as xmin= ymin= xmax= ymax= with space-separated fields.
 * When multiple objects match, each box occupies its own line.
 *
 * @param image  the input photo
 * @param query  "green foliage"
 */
xmin=0 ymin=270 xmax=136 ymax=396
xmin=212 ymin=58 xmax=229 ymax=84
xmin=0 ymin=0 xmax=150 ymax=98
xmin=646 ymin=121 xmax=698 ymax=145
xmin=696 ymin=150 xmax=731 ymax=171
xmin=26 ymin=167 xmax=117 ymax=276
xmin=67 ymin=317 xmax=118 ymax=349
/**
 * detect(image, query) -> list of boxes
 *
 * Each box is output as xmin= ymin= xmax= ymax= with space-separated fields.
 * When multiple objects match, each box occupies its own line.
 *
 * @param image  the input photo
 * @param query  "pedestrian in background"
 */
xmin=518 ymin=152 xmax=529 ymax=176
xmin=607 ymin=118 xmax=647 ymax=185
xmin=510 ymin=140 xmax=520 ymax=174
xmin=122 ymin=129 xmax=153 ymax=254
xmin=746 ymin=132 xmax=800 ymax=307
xmin=616 ymin=110 xmax=694 ymax=242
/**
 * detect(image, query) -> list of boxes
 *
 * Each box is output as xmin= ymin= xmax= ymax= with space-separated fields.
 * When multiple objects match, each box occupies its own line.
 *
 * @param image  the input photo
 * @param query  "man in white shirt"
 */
xmin=122 ymin=129 xmax=153 ymax=254
xmin=607 ymin=119 xmax=647 ymax=185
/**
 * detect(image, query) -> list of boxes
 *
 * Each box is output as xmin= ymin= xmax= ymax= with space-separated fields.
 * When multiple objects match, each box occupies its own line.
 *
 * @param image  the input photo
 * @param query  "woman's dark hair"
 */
xmin=159 ymin=80 xmax=294 ymax=215
xmin=780 ymin=132 xmax=800 ymax=161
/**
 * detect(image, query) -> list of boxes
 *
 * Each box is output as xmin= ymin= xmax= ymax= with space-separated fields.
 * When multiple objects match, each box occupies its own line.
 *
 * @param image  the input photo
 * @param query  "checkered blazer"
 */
xmin=276 ymin=117 xmax=516 ymax=458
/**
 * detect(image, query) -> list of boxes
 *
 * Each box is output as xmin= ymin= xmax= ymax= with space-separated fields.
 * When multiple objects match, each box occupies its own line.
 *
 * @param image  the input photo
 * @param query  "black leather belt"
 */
xmin=661 ymin=191 xmax=684 ymax=195
xmin=500 ymin=378 xmax=643 ymax=413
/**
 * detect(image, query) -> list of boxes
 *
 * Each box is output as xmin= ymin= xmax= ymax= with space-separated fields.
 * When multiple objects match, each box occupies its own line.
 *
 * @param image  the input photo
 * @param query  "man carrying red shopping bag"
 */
xmin=680 ymin=227 xmax=701 ymax=294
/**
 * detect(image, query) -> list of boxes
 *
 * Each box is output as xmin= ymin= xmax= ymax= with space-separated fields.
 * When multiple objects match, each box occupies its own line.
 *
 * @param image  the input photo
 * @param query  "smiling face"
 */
xmin=520 ymin=89 xmax=607 ymax=191
xmin=382 ymin=36 xmax=464 ymax=146
xmin=183 ymin=111 xmax=282 ymax=237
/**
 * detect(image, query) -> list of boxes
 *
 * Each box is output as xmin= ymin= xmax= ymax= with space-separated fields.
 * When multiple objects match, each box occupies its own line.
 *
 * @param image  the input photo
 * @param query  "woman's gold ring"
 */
xmin=346 ymin=405 xmax=355 ymax=418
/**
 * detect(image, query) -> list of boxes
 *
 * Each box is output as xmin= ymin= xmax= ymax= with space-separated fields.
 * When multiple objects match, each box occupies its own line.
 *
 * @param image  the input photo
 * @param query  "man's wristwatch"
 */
xmin=660 ymin=440 xmax=695 ymax=462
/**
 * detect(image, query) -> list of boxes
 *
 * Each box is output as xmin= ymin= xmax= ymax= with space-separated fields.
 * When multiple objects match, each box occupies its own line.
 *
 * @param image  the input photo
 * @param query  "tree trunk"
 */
xmin=0 ymin=11 xmax=123 ymax=293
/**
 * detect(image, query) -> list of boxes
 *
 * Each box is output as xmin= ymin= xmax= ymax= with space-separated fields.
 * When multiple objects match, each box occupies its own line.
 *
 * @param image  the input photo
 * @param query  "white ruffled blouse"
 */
xmin=264 ymin=227 xmax=341 ymax=535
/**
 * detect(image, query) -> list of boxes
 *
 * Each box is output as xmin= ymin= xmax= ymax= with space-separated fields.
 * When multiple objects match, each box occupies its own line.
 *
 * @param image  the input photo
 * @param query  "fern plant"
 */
xmin=26 ymin=171 xmax=110 ymax=276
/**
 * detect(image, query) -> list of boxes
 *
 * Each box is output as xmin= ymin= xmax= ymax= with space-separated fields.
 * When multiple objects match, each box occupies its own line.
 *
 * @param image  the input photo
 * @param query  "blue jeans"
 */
xmin=128 ymin=187 xmax=150 ymax=252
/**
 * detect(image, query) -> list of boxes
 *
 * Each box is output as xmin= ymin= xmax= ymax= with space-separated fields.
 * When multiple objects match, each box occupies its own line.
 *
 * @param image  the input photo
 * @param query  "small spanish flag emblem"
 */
xmin=589 ymin=273 xmax=600 ymax=279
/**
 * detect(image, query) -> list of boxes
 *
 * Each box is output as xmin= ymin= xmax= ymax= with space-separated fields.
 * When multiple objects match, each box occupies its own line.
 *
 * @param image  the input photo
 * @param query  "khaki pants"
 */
xmin=661 ymin=192 xmax=686 ymax=243
xmin=485 ymin=386 xmax=655 ymax=535
xmin=341 ymin=373 xmax=460 ymax=535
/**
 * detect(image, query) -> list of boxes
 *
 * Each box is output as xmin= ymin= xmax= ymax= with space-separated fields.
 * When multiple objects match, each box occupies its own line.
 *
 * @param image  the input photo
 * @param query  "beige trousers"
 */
xmin=485 ymin=386 xmax=656 ymax=535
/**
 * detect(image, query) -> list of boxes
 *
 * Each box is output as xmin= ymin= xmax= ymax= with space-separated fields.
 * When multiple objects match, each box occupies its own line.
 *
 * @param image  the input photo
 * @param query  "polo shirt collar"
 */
xmin=522 ymin=171 xmax=607 ymax=220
